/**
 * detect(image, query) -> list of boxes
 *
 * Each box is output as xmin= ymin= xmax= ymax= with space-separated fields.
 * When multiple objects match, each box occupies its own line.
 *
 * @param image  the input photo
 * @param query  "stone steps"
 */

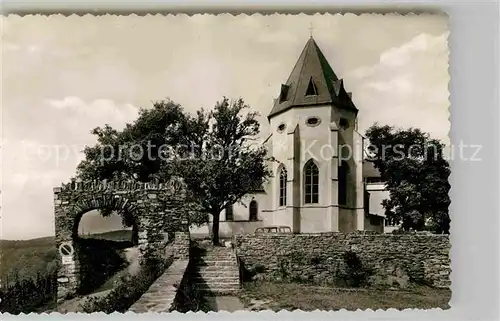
xmin=194 ymin=260 xmax=236 ymax=267
xmin=195 ymin=265 xmax=238 ymax=272
xmin=192 ymin=276 xmax=239 ymax=283
xmin=193 ymin=271 xmax=239 ymax=279
xmin=197 ymin=251 xmax=235 ymax=256
xmin=193 ymin=245 xmax=240 ymax=295
xmin=195 ymin=255 xmax=235 ymax=260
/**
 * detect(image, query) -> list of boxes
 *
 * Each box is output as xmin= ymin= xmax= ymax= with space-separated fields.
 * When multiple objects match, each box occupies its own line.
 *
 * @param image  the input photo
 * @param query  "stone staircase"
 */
xmin=191 ymin=244 xmax=240 ymax=295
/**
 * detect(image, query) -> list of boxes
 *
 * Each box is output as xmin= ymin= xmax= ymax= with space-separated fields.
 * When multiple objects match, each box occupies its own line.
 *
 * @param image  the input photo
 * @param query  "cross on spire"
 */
xmin=309 ymin=22 xmax=314 ymax=38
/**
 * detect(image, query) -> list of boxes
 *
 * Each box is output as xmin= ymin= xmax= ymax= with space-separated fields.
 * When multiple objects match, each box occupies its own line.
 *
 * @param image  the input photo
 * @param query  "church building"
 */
xmin=191 ymin=37 xmax=388 ymax=237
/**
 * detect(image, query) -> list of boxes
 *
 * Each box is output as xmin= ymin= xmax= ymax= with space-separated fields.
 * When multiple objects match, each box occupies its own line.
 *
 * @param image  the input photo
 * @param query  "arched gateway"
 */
xmin=53 ymin=178 xmax=191 ymax=300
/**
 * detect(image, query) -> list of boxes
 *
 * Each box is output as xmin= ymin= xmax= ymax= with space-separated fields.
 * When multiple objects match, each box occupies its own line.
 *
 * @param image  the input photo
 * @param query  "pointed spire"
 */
xmin=268 ymin=37 xmax=358 ymax=119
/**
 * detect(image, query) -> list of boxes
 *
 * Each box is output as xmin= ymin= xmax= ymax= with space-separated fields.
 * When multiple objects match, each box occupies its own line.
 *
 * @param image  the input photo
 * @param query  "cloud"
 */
xmin=1 ymin=15 xmax=449 ymax=239
xmin=346 ymin=32 xmax=450 ymax=144
xmin=379 ymin=32 xmax=446 ymax=67
xmin=45 ymin=97 xmax=138 ymax=128
xmin=1 ymin=98 xmax=139 ymax=239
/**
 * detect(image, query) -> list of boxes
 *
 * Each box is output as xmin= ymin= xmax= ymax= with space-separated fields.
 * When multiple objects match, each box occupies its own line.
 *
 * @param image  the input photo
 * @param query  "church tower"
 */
xmin=266 ymin=37 xmax=365 ymax=233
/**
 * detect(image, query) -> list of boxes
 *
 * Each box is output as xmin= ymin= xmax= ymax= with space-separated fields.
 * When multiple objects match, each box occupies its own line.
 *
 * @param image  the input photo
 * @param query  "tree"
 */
xmin=76 ymin=100 xmax=209 ymax=225
xmin=175 ymin=98 xmax=272 ymax=245
xmin=365 ymin=124 xmax=451 ymax=234
xmin=76 ymin=97 xmax=271 ymax=243
xmin=77 ymin=100 xmax=187 ymax=182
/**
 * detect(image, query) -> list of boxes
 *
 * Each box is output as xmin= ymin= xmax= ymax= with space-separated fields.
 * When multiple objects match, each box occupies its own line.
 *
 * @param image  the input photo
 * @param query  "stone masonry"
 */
xmin=191 ymin=245 xmax=240 ymax=295
xmin=128 ymin=231 xmax=192 ymax=313
xmin=168 ymin=232 xmax=191 ymax=260
xmin=234 ymin=232 xmax=451 ymax=288
xmin=53 ymin=178 xmax=191 ymax=301
xmin=128 ymin=260 xmax=190 ymax=313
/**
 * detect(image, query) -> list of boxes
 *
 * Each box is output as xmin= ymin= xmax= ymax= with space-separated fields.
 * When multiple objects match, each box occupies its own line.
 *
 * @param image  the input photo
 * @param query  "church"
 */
xmin=191 ymin=37 xmax=389 ymax=237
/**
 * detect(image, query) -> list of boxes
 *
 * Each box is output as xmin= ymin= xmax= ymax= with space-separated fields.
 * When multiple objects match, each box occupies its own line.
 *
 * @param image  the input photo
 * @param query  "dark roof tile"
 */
xmin=268 ymin=37 xmax=358 ymax=119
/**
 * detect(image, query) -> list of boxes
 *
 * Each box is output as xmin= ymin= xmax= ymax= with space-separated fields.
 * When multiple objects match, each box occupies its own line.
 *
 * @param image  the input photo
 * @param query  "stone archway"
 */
xmin=70 ymin=195 xmax=139 ymax=244
xmin=53 ymin=179 xmax=187 ymax=301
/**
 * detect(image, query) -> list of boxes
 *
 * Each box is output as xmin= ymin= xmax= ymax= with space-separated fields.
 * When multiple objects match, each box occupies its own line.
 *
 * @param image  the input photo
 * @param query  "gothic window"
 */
xmin=304 ymin=160 xmax=319 ymax=204
xmin=305 ymin=77 xmax=318 ymax=96
xmin=279 ymin=167 xmax=287 ymax=207
xmin=249 ymin=200 xmax=258 ymax=221
xmin=338 ymin=161 xmax=348 ymax=206
xmin=225 ymin=204 xmax=233 ymax=221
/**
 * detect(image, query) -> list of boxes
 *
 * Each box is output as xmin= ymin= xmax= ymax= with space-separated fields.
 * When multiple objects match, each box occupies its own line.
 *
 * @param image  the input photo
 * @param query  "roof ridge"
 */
xmin=290 ymin=38 xmax=312 ymax=105
xmin=283 ymin=38 xmax=310 ymax=86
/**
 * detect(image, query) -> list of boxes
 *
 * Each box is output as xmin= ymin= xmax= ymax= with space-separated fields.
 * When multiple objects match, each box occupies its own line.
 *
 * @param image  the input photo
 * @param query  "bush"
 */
xmin=339 ymin=251 xmax=373 ymax=287
xmin=79 ymin=256 xmax=171 ymax=313
xmin=74 ymin=238 xmax=129 ymax=295
xmin=0 ymin=272 xmax=57 ymax=314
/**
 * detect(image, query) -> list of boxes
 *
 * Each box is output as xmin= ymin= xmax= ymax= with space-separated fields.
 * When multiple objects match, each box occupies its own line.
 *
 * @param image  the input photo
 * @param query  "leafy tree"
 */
xmin=76 ymin=100 xmax=208 ymax=225
xmin=174 ymin=98 xmax=272 ymax=245
xmin=77 ymin=100 xmax=187 ymax=182
xmin=76 ymin=98 xmax=271 ymax=244
xmin=365 ymin=124 xmax=451 ymax=234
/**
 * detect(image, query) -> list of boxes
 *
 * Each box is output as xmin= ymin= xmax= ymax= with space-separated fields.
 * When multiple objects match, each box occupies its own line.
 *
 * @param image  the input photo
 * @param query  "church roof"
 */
xmin=268 ymin=37 xmax=358 ymax=119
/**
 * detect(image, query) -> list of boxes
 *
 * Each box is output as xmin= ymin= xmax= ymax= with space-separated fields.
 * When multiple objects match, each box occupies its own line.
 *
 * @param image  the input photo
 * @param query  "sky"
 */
xmin=1 ymin=13 xmax=450 ymax=240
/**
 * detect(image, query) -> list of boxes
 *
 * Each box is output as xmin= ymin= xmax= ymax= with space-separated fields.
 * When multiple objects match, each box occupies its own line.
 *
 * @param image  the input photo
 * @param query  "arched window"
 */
xmin=304 ymin=160 xmax=319 ymax=204
xmin=338 ymin=161 xmax=348 ymax=206
xmin=225 ymin=204 xmax=233 ymax=221
xmin=249 ymin=200 xmax=258 ymax=221
xmin=279 ymin=167 xmax=287 ymax=207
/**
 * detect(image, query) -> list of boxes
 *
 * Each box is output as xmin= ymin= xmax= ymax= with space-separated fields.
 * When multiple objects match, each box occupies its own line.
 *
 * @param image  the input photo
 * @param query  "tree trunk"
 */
xmin=212 ymin=211 xmax=220 ymax=246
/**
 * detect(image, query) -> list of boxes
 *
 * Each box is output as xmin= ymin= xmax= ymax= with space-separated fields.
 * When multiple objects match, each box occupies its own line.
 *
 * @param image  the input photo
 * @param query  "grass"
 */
xmin=0 ymin=236 xmax=58 ymax=283
xmin=79 ymin=230 xmax=132 ymax=242
xmin=238 ymin=281 xmax=451 ymax=311
xmin=0 ymin=230 xmax=133 ymax=285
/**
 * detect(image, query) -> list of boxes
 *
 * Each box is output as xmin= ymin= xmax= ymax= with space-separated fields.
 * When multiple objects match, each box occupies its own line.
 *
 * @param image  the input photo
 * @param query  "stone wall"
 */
xmin=234 ymin=232 xmax=451 ymax=288
xmin=128 ymin=260 xmax=190 ymax=313
xmin=168 ymin=232 xmax=191 ymax=260
xmin=75 ymin=254 xmax=174 ymax=313
xmin=53 ymin=178 xmax=193 ymax=300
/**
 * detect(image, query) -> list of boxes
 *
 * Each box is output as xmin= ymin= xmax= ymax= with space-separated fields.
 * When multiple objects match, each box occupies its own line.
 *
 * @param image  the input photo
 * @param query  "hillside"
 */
xmin=79 ymin=229 xmax=133 ymax=242
xmin=0 ymin=230 xmax=133 ymax=285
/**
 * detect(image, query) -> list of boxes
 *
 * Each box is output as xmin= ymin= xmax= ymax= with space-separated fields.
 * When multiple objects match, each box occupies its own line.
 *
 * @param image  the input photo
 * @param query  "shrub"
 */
xmin=79 ymin=256 xmax=171 ymax=313
xmin=339 ymin=251 xmax=373 ymax=287
xmin=75 ymin=238 xmax=128 ymax=295
xmin=0 ymin=272 xmax=57 ymax=314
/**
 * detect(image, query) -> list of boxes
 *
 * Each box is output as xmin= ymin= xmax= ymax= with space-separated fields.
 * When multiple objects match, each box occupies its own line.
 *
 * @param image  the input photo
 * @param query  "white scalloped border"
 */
xmin=0 ymin=11 xmax=452 ymax=316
